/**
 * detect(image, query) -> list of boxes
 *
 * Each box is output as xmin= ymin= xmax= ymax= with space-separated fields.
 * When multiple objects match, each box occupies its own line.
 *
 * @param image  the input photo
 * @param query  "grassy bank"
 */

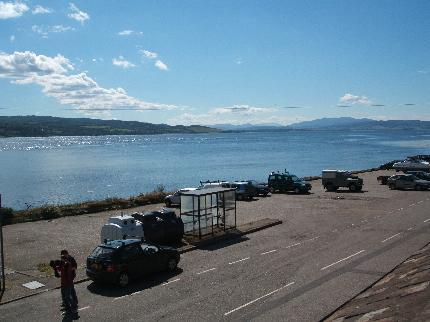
xmin=0 ymin=186 xmax=169 ymax=225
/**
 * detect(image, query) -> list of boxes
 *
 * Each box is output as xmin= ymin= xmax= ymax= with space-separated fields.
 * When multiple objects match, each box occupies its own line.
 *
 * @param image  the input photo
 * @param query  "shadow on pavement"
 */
xmin=86 ymin=268 xmax=183 ymax=298
xmin=196 ymin=235 xmax=249 ymax=251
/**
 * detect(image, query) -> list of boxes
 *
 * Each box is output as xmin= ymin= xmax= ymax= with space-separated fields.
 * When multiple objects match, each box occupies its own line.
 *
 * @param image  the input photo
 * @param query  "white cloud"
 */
xmin=0 ymin=1 xmax=29 ymax=19
xmin=32 ymin=5 xmax=52 ymax=15
xmin=0 ymin=51 xmax=176 ymax=113
xmin=0 ymin=51 xmax=73 ymax=77
xmin=68 ymin=3 xmax=89 ymax=24
xmin=32 ymin=25 xmax=75 ymax=38
xmin=418 ymin=70 xmax=428 ymax=74
xmin=213 ymin=105 xmax=276 ymax=115
xmin=339 ymin=93 xmax=372 ymax=105
xmin=118 ymin=30 xmax=143 ymax=36
xmin=154 ymin=59 xmax=168 ymax=71
xmin=140 ymin=50 xmax=169 ymax=71
xmin=140 ymin=50 xmax=158 ymax=59
xmin=169 ymin=105 xmax=282 ymax=125
xmin=112 ymin=56 xmax=136 ymax=69
xmin=235 ymin=58 xmax=243 ymax=65
xmin=10 ymin=34 xmax=15 ymax=42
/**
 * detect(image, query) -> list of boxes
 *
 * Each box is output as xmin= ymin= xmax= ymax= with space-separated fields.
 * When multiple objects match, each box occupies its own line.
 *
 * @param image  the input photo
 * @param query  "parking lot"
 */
xmin=1 ymin=169 xmax=430 ymax=321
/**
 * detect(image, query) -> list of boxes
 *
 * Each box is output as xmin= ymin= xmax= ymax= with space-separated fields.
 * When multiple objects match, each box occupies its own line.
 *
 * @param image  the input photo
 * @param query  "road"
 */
xmin=1 ymin=187 xmax=430 ymax=321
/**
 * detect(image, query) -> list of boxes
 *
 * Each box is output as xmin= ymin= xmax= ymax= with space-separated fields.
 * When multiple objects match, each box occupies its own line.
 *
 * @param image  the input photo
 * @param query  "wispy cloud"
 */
xmin=32 ymin=5 xmax=52 ymax=15
xmin=140 ymin=49 xmax=158 ymax=59
xmin=140 ymin=49 xmax=169 ymax=71
xmin=10 ymin=34 xmax=15 ymax=42
xmin=169 ymin=104 xmax=283 ymax=125
xmin=32 ymin=25 xmax=75 ymax=38
xmin=339 ymin=93 xmax=372 ymax=105
xmin=0 ymin=1 xmax=29 ymax=19
xmin=213 ymin=105 xmax=276 ymax=115
xmin=118 ymin=30 xmax=143 ymax=36
xmin=112 ymin=56 xmax=136 ymax=69
xmin=0 ymin=51 xmax=176 ymax=114
xmin=68 ymin=3 xmax=89 ymax=24
xmin=418 ymin=70 xmax=428 ymax=74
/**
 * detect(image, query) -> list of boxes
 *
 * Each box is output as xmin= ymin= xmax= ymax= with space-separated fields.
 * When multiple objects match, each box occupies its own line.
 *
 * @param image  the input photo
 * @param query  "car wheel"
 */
xmin=237 ymin=194 xmax=243 ymax=201
xmin=349 ymin=184 xmax=357 ymax=192
xmin=326 ymin=184 xmax=334 ymax=192
xmin=269 ymin=187 xmax=275 ymax=193
xmin=415 ymin=185 xmax=422 ymax=191
xmin=166 ymin=258 xmax=178 ymax=272
xmin=294 ymin=187 xmax=300 ymax=194
xmin=389 ymin=183 xmax=395 ymax=190
xmin=165 ymin=199 xmax=172 ymax=207
xmin=118 ymin=272 xmax=129 ymax=287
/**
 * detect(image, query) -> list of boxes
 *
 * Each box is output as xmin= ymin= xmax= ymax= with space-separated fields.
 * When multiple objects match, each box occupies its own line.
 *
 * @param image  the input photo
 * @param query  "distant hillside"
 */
xmin=0 ymin=115 xmax=219 ymax=137
xmin=287 ymin=117 xmax=430 ymax=130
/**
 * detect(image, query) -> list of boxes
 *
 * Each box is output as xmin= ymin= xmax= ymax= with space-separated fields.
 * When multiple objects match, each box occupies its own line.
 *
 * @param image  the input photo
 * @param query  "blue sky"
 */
xmin=0 ymin=1 xmax=429 ymax=125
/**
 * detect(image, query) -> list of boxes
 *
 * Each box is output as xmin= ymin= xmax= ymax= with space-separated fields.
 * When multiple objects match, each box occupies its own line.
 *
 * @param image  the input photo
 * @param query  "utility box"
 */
xmin=100 ymin=215 xmax=144 ymax=243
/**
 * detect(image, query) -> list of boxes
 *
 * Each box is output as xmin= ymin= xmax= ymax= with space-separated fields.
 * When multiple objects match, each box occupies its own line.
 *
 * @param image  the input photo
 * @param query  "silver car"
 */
xmin=387 ymin=174 xmax=430 ymax=190
xmin=164 ymin=188 xmax=197 ymax=207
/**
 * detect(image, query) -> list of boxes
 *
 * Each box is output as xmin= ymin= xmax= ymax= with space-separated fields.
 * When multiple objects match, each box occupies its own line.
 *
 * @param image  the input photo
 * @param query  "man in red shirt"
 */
xmin=53 ymin=250 xmax=78 ymax=317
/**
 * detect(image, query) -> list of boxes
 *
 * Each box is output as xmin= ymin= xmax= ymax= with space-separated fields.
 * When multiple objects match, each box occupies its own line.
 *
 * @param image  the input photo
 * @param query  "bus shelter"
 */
xmin=180 ymin=187 xmax=236 ymax=239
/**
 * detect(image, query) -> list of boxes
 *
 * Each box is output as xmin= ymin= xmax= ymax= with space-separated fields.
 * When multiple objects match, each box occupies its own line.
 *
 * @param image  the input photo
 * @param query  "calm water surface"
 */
xmin=1 ymin=130 xmax=429 ymax=209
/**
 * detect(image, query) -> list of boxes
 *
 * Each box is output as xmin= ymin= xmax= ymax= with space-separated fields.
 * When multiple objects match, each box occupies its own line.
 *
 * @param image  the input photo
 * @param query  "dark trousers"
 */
xmin=61 ymin=285 xmax=78 ymax=311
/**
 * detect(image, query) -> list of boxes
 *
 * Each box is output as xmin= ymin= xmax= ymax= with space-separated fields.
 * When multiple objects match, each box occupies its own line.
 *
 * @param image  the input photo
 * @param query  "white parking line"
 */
xmin=424 ymin=218 xmax=430 ymax=223
xmin=229 ymin=257 xmax=250 ymax=265
xmin=197 ymin=267 xmax=216 ymax=275
xmin=224 ymin=282 xmax=295 ymax=316
xmin=78 ymin=306 xmax=90 ymax=311
xmin=407 ymin=227 xmax=413 ymax=231
xmin=306 ymin=236 xmax=320 ymax=242
xmin=131 ymin=291 xmax=141 ymax=296
xmin=261 ymin=249 xmax=277 ymax=255
xmin=398 ymin=208 xmax=403 ymax=211
xmin=113 ymin=295 xmax=129 ymax=301
xmin=381 ymin=233 xmax=401 ymax=243
xmin=162 ymin=278 xmax=180 ymax=286
xmin=321 ymin=250 xmax=365 ymax=271
xmin=285 ymin=242 xmax=301 ymax=249
xmin=417 ymin=201 xmax=423 ymax=204
xmin=409 ymin=203 xmax=416 ymax=207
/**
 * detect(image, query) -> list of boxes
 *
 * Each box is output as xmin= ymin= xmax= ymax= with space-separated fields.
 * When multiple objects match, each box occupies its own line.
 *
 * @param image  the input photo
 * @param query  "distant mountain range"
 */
xmin=213 ymin=117 xmax=430 ymax=131
xmin=1 ymin=116 xmax=429 ymax=138
xmin=0 ymin=115 xmax=219 ymax=137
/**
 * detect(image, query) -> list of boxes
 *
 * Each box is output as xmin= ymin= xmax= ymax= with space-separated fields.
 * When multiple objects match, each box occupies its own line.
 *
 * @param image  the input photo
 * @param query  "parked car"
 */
xmin=387 ymin=174 xmax=430 ymax=190
xmin=392 ymin=159 xmax=430 ymax=172
xmin=405 ymin=171 xmax=430 ymax=181
xmin=165 ymin=187 xmax=196 ymax=207
xmin=246 ymin=180 xmax=269 ymax=197
xmin=131 ymin=210 xmax=184 ymax=244
xmin=229 ymin=181 xmax=256 ymax=200
xmin=322 ymin=170 xmax=363 ymax=192
xmin=377 ymin=175 xmax=391 ymax=185
xmin=198 ymin=180 xmax=230 ymax=189
xmin=268 ymin=171 xmax=312 ymax=193
xmin=86 ymin=239 xmax=180 ymax=287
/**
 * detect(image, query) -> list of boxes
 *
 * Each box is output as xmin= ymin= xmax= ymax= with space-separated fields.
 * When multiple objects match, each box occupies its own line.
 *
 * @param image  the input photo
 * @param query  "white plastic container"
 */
xmin=100 ymin=214 xmax=144 ymax=243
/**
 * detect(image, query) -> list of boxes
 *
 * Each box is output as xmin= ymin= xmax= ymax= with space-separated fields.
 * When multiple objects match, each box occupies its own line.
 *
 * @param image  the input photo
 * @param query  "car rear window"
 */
xmin=90 ymin=246 xmax=115 ymax=258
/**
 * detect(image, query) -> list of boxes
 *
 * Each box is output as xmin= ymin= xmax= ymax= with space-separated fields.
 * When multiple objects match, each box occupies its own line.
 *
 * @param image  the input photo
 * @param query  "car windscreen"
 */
xmin=290 ymin=176 xmax=299 ymax=182
xmin=90 ymin=246 xmax=115 ymax=258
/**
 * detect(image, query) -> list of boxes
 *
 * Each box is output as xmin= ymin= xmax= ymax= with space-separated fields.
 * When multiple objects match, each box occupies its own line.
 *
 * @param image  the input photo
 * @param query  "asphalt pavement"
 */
xmin=1 ymin=170 xmax=430 ymax=321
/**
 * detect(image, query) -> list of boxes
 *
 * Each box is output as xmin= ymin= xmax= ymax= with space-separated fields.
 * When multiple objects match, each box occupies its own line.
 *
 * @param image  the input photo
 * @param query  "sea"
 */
xmin=1 ymin=129 xmax=429 ymax=210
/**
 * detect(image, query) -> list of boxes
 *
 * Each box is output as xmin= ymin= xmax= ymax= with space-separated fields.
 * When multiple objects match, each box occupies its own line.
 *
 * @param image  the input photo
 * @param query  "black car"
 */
xmin=86 ymin=239 xmax=180 ymax=287
xmin=131 ymin=210 xmax=184 ymax=244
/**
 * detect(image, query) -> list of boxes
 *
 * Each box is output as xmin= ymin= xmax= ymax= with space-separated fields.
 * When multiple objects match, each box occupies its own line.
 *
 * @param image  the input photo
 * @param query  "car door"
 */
xmin=119 ymin=244 xmax=145 ymax=278
xmin=141 ymin=244 xmax=164 ymax=273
